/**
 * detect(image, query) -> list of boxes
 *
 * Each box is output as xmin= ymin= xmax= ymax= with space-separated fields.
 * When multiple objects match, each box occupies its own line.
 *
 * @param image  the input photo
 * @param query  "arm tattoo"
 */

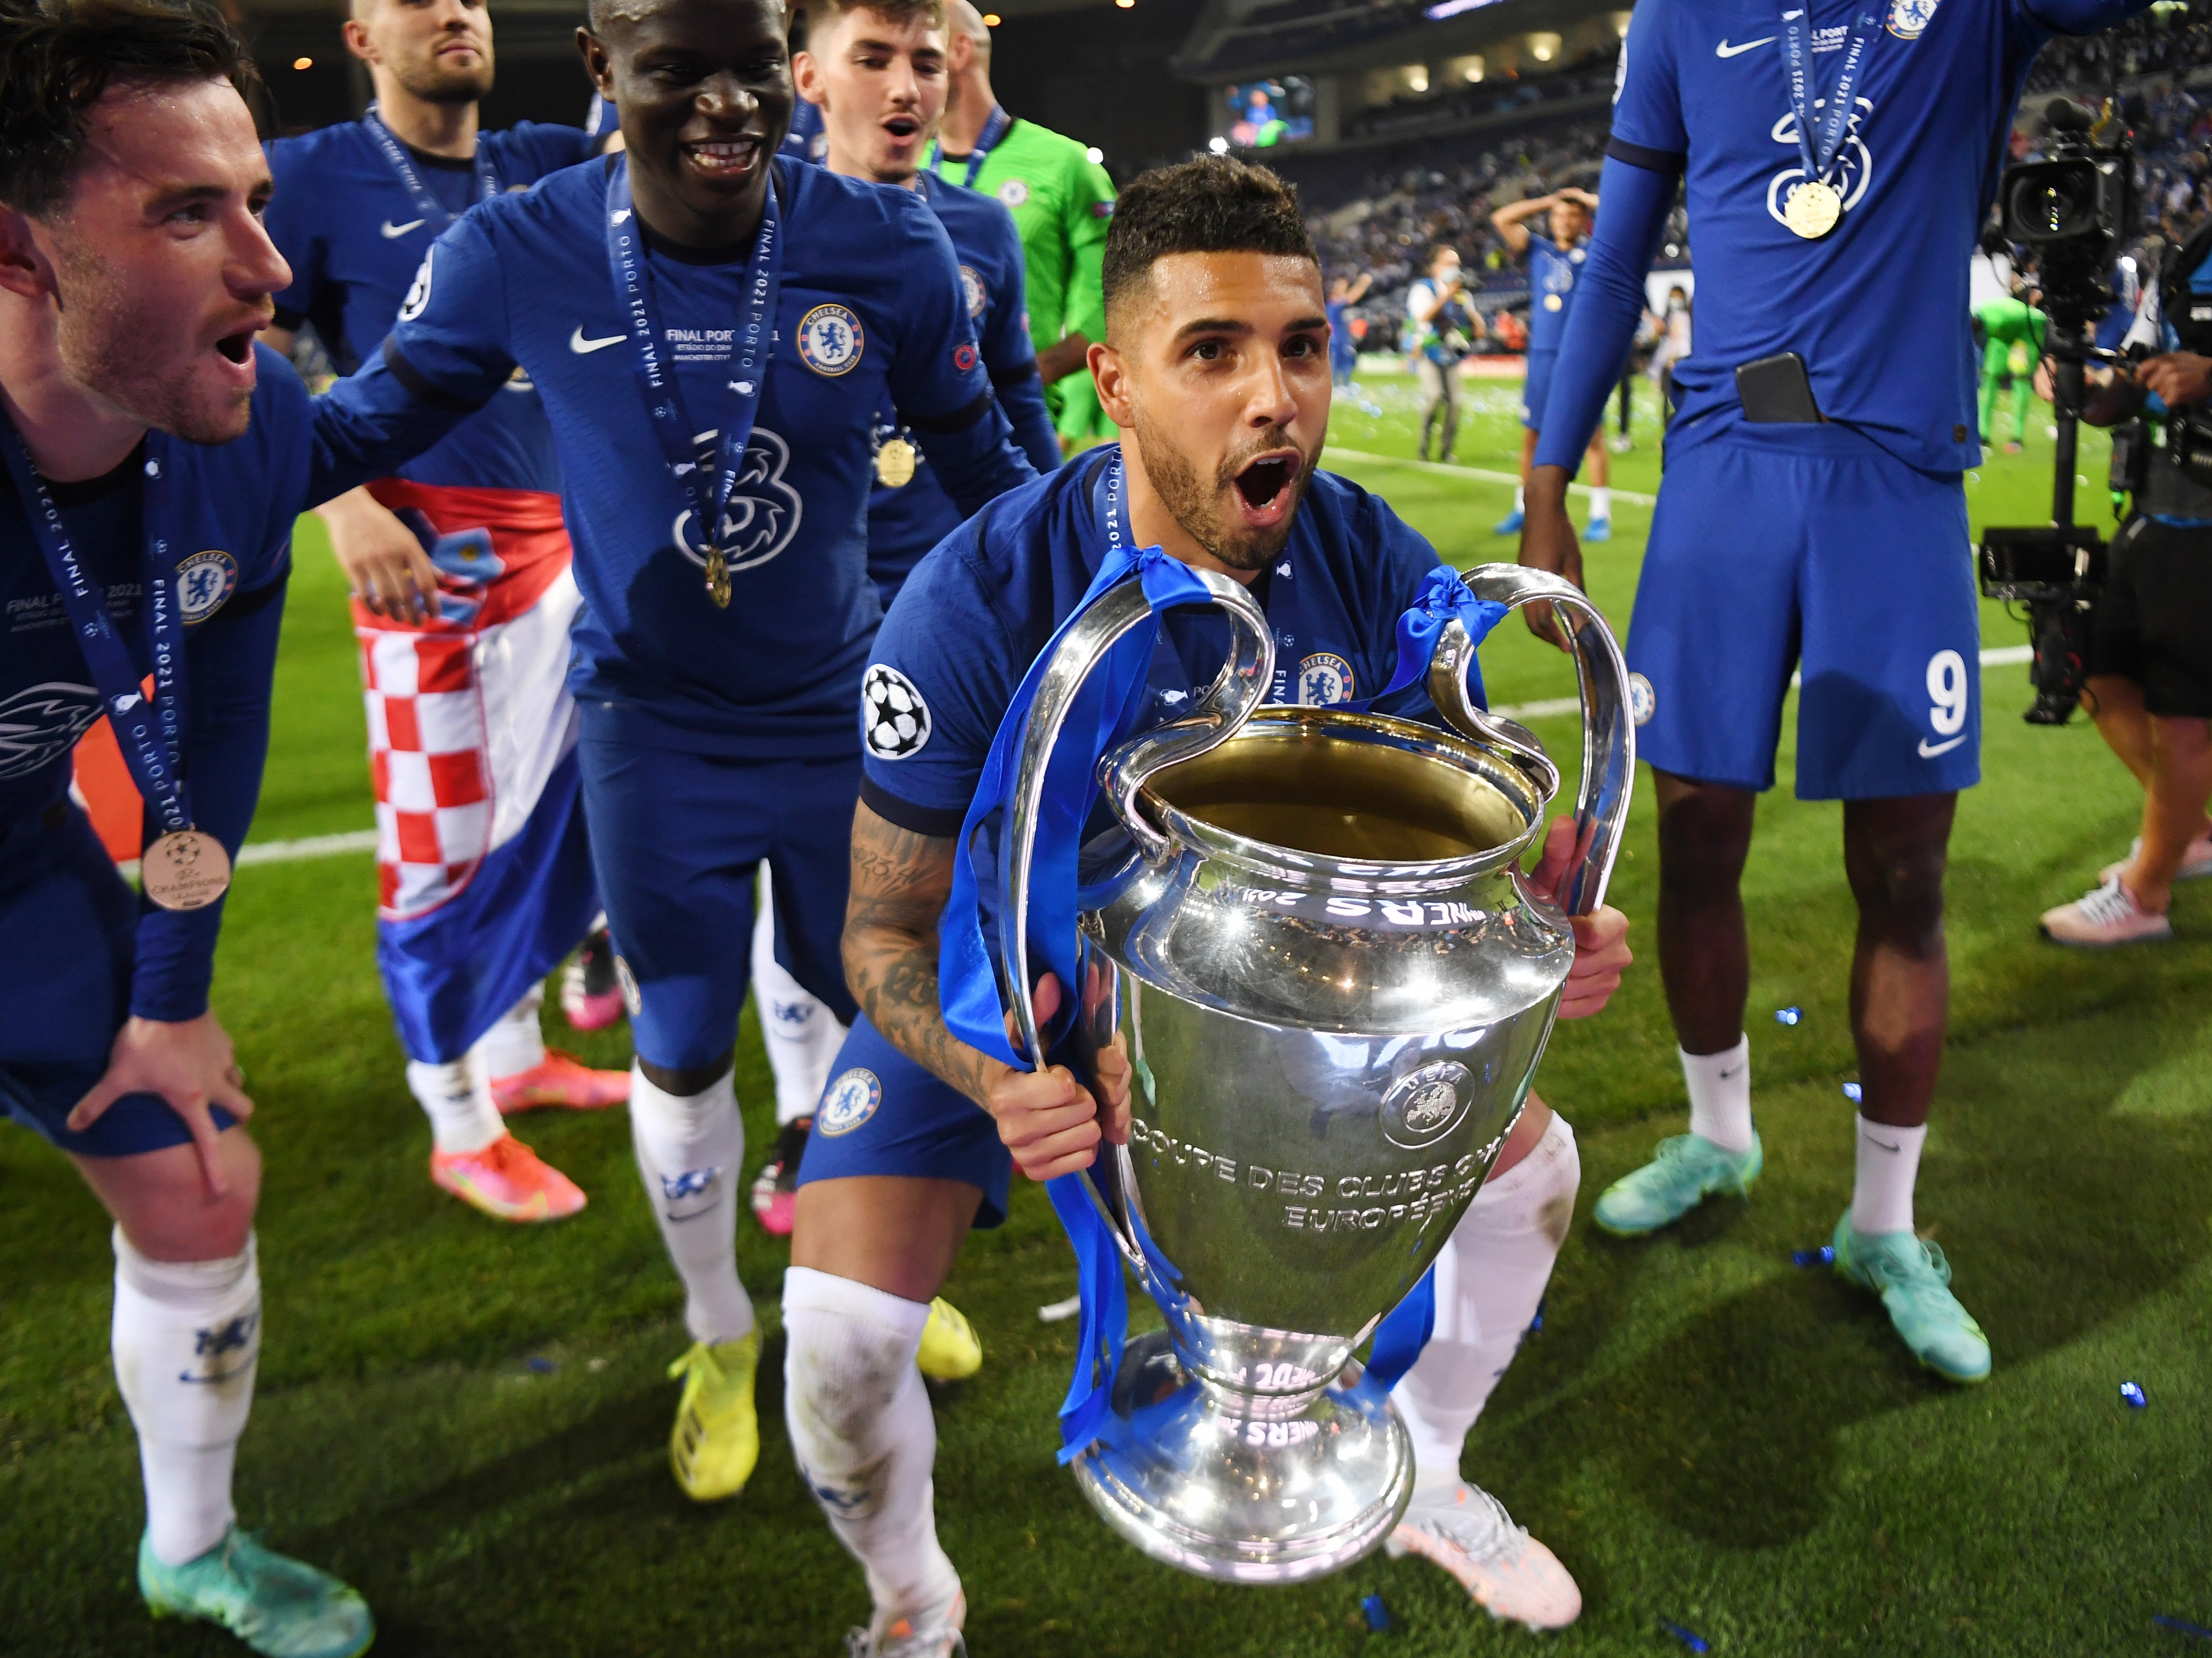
xmin=842 ymin=802 xmax=1000 ymax=1106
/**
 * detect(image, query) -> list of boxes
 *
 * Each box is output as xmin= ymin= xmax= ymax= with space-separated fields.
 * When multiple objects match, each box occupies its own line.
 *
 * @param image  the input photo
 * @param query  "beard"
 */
xmin=1131 ymin=418 xmax=1316 ymax=572
xmin=394 ymin=47 xmax=493 ymax=106
xmin=51 ymin=234 xmax=252 ymax=445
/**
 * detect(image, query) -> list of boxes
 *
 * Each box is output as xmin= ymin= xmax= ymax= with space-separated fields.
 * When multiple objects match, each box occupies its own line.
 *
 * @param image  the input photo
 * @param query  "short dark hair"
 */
xmin=0 ymin=0 xmax=254 ymax=217
xmin=1101 ymin=155 xmax=1316 ymax=326
xmin=805 ymin=0 xmax=943 ymax=35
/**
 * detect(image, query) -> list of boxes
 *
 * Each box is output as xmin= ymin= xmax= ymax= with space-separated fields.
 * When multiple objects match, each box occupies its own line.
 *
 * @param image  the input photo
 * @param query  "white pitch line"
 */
xmin=1325 ymin=446 xmax=1660 ymax=508
xmin=119 ymin=648 xmax=2049 ymax=878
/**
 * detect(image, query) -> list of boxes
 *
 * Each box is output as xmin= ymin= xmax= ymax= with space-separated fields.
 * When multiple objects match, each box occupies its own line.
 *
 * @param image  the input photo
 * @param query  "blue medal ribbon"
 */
xmin=362 ymin=105 xmax=498 ymax=230
xmin=930 ymin=104 xmax=1012 ymax=190
xmin=1 ymin=423 xmax=195 ymax=840
xmin=1778 ymin=4 xmax=1882 ymax=196
xmin=603 ymin=159 xmax=782 ymax=578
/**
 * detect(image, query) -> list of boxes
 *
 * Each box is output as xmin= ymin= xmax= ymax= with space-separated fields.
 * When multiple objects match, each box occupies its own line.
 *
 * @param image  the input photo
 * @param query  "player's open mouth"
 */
xmin=683 ymin=138 xmax=763 ymax=182
xmin=884 ymin=117 xmax=920 ymax=141
xmin=1231 ymin=451 xmax=1300 ymax=526
xmin=212 ymin=327 xmax=259 ymax=381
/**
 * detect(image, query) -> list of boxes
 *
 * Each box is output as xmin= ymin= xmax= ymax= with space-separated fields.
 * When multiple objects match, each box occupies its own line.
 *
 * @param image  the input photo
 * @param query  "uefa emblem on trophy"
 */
xmin=996 ymin=562 xmax=1634 ymax=1583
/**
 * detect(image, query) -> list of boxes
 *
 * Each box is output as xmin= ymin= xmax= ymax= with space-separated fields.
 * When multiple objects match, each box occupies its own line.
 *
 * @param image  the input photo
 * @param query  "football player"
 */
xmin=1490 ymin=188 xmax=1613 ymax=540
xmin=930 ymin=0 xmax=1116 ymax=452
xmin=744 ymin=0 xmax=1061 ymax=1248
xmin=263 ymin=0 xmax=631 ymax=1225
xmin=0 ymin=3 xmax=369 ymax=1650
xmin=311 ymin=0 xmax=1035 ymax=1505
xmin=784 ymin=157 xmax=1632 ymax=1653
xmin=1524 ymin=0 xmax=2154 ymax=1383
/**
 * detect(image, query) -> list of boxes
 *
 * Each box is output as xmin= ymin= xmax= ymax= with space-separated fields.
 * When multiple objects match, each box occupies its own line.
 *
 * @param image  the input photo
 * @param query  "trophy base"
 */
xmin=1071 ymin=1329 xmax=1413 ymax=1585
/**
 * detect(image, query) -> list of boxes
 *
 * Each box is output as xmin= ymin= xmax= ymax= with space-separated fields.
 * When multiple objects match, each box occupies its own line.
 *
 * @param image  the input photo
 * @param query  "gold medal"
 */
xmin=875 ymin=436 xmax=918 ymax=489
xmin=1783 ymin=178 xmax=1842 ymax=239
xmin=139 ymin=829 xmax=230 ymax=912
xmin=705 ymin=548 xmax=731 ymax=609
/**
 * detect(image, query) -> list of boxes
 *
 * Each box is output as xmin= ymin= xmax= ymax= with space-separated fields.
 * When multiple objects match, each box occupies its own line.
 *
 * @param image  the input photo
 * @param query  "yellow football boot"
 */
xmin=915 ymin=1298 xmax=982 ymax=1382
xmin=666 ymin=1330 xmax=760 ymax=1501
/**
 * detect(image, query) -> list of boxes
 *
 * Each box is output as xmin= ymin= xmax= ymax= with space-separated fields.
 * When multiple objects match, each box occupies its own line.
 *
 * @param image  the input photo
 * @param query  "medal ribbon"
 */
xmin=363 ymin=105 xmax=498 ymax=230
xmin=936 ymin=451 xmax=1212 ymax=1460
xmin=1778 ymin=3 xmax=1881 ymax=192
xmin=929 ymin=104 xmax=1013 ymax=189
xmin=1 ymin=421 xmax=194 ymax=838
xmin=604 ymin=158 xmax=782 ymax=574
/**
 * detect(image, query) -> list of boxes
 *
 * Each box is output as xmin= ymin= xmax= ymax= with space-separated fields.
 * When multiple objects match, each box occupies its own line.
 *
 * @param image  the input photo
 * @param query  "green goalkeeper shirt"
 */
xmin=930 ymin=112 xmax=1116 ymax=440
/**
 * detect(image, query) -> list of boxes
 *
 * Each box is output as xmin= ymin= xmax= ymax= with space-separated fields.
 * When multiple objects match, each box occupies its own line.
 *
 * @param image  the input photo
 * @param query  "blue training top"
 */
xmin=266 ymin=119 xmax=595 ymax=493
xmin=312 ymin=154 xmax=1035 ymax=761
xmin=1537 ymin=0 xmax=2152 ymax=475
xmin=1523 ymin=231 xmax=1587 ymax=356
xmin=859 ymin=445 xmax=1446 ymax=837
xmin=868 ymin=172 xmax=1060 ymax=604
xmin=1 ymin=347 xmax=309 ymax=1019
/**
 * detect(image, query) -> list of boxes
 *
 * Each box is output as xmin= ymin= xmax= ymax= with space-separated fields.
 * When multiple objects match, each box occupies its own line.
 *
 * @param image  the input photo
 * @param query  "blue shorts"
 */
xmin=1521 ymin=350 xmax=1557 ymax=431
xmin=0 ymin=804 xmax=239 ymax=1159
xmin=577 ymin=708 xmax=860 ymax=1073
xmin=794 ymin=1013 xmax=1012 ymax=1230
xmin=1629 ymin=423 xmax=1980 ymax=800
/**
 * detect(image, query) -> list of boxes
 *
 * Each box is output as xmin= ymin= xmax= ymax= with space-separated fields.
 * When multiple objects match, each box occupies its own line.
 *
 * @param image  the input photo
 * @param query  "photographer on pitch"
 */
xmin=2041 ymin=236 xmax=2212 ymax=945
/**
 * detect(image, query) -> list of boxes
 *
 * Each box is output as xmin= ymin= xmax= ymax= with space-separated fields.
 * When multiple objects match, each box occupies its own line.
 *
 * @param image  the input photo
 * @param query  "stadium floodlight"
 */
xmin=1086 ymin=146 xmax=1104 ymax=163
xmin=1425 ymin=0 xmax=1508 ymax=18
xmin=1209 ymin=135 xmax=1229 ymax=154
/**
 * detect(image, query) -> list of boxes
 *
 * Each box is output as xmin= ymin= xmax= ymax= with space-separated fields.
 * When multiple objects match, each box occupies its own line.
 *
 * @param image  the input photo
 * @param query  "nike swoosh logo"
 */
xmin=380 ymin=218 xmax=426 ymax=239
xmin=1918 ymin=734 xmax=1968 ymax=758
xmin=570 ymin=326 xmax=627 ymax=354
xmin=1866 ymin=1137 xmax=1902 ymax=1153
xmin=1719 ymin=1066 xmax=1744 ymax=1080
xmin=1716 ymin=36 xmax=1777 ymax=55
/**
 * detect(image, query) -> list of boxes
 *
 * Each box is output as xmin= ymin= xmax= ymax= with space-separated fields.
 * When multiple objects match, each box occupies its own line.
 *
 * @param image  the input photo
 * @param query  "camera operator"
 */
xmin=1405 ymin=243 xmax=1481 ymax=464
xmin=2040 ymin=240 xmax=2212 ymax=946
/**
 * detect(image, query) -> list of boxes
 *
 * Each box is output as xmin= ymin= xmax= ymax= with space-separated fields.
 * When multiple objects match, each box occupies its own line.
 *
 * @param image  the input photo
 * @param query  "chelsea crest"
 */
xmin=1886 ymin=0 xmax=1938 ymax=38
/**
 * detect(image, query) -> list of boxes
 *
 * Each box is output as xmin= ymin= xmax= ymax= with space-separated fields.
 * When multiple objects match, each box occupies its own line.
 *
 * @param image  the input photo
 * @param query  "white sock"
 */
xmin=112 ymin=1228 xmax=260 ymax=1566
xmin=1513 ymin=483 xmax=1526 ymax=511
xmin=406 ymin=1056 xmax=504 ymax=1156
xmin=783 ymin=1266 xmax=960 ymax=1618
xmin=1850 ymin=1115 xmax=1926 ymax=1236
xmin=629 ymin=1064 xmax=755 ymax=1344
xmin=750 ymin=897 xmax=848 ymax=1128
xmin=472 ymin=984 xmax=547 ymax=1082
xmin=1589 ymin=485 xmax=1613 ymax=520
xmin=1681 ymin=1038 xmax=1754 ymax=1153
xmin=1392 ymin=1114 xmax=1579 ymax=1495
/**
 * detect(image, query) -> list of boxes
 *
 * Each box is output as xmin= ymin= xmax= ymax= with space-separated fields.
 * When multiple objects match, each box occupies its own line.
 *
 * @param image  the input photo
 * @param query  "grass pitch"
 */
xmin=5 ymin=375 xmax=2211 ymax=1656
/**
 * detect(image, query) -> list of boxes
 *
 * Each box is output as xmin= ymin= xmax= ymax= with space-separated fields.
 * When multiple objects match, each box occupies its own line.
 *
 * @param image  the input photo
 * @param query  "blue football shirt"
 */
xmin=267 ymin=120 xmax=594 ymax=493
xmin=1607 ymin=0 xmax=2061 ymax=470
xmin=868 ymin=172 xmax=1059 ymax=603
xmin=313 ymin=155 xmax=1032 ymax=760
xmin=1524 ymin=232 xmax=1587 ymax=355
xmin=1 ymin=346 xmax=309 ymax=1015
xmin=859 ymin=445 xmax=1446 ymax=836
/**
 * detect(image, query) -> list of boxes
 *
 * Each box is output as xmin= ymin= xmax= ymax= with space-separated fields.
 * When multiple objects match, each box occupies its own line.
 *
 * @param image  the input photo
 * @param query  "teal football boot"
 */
xmin=1590 ymin=1132 xmax=1764 ymax=1236
xmin=140 ymin=1527 xmax=373 ymax=1658
xmin=1831 ymin=1212 xmax=1991 ymax=1385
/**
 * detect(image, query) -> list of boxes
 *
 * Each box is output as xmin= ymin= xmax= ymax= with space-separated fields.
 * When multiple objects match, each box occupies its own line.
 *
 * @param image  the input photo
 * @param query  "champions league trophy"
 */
xmin=1000 ymin=563 xmax=1633 ymax=1584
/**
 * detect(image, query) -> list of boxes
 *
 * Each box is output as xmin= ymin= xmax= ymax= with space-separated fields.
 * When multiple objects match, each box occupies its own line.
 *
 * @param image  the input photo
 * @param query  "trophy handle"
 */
xmin=1433 ymin=563 xmax=1635 ymax=917
xmin=1001 ymin=569 xmax=1276 ymax=1071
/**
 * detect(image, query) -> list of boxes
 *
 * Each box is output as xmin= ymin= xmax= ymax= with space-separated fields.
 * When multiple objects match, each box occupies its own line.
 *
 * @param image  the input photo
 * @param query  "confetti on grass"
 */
xmin=1037 ymin=1295 xmax=1083 ymax=1323
xmin=1362 ymin=1594 xmax=1392 ymax=1633
xmin=1842 ymin=1082 xmax=1864 ymax=1103
xmin=1775 ymin=1007 xmax=1802 ymax=1025
xmin=2123 ymin=1382 xmax=2149 ymax=1408
xmin=2156 ymin=1614 xmax=2212 ymax=1641
xmin=1660 ymin=1617 xmax=1711 ymax=1652
xmin=1793 ymin=1246 xmax=1836 ymax=1268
